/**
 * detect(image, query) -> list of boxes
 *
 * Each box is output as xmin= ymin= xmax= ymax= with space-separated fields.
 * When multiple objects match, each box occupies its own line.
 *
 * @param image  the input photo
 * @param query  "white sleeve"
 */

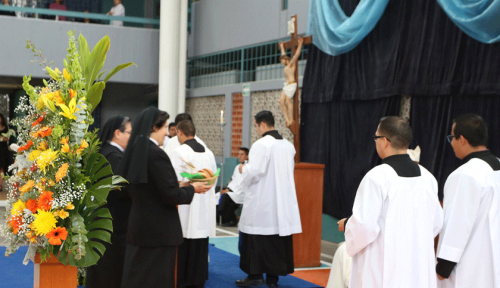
xmin=229 ymin=143 xmax=269 ymax=193
xmin=431 ymin=177 xmax=444 ymax=237
xmin=345 ymin=170 xmax=384 ymax=257
xmin=115 ymin=4 xmax=125 ymax=16
xmin=170 ymin=150 xmax=184 ymax=182
xmin=437 ymin=173 xmax=482 ymax=262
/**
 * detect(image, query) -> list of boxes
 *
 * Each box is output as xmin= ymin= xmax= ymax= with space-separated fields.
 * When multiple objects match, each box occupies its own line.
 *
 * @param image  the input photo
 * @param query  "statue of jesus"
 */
xmin=279 ymin=37 xmax=303 ymax=128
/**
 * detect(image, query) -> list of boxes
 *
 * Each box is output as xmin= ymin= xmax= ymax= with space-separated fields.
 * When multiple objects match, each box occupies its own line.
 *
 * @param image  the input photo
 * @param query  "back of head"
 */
xmin=453 ymin=113 xmax=488 ymax=147
xmin=254 ymin=110 xmax=274 ymax=127
xmin=175 ymin=113 xmax=193 ymax=126
xmin=177 ymin=120 xmax=196 ymax=137
xmin=378 ymin=116 xmax=412 ymax=150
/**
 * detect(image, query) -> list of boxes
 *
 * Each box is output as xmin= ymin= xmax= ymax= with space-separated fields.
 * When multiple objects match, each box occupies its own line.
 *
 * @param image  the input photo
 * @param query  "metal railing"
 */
xmin=0 ymin=5 xmax=160 ymax=26
xmin=187 ymin=39 xmax=308 ymax=89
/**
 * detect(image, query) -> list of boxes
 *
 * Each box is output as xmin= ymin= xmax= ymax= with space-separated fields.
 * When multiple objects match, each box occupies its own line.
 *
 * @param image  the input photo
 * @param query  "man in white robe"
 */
xmin=218 ymin=147 xmax=249 ymax=226
xmin=171 ymin=120 xmax=217 ymax=288
xmin=229 ymin=110 xmax=302 ymax=287
xmin=436 ymin=113 xmax=500 ymax=288
xmin=339 ymin=116 xmax=443 ymax=288
xmin=164 ymin=113 xmax=207 ymax=158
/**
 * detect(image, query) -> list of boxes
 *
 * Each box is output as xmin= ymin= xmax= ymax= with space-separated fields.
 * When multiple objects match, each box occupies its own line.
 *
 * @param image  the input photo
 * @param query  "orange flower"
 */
xmin=37 ymin=126 xmax=52 ymax=138
xmin=65 ymin=202 xmax=75 ymax=210
xmin=41 ymin=87 xmax=50 ymax=95
xmin=17 ymin=140 xmax=34 ymax=153
xmin=69 ymin=89 xmax=77 ymax=99
xmin=26 ymin=199 xmax=38 ymax=213
xmin=75 ymin=139 xmax=89 ymax=154
xmin=37 ymin=141 xmax=48 ymax=151
xmin=55 ymin=163 xmax=69 ymax=182
xmin=54 ymin=210 xmax=69 ymax=219
xmin=53 ymin=91 xmax=64 ymax=104
xmin=59 ymin=137 xmax=69 ymax=145
xmin=61 ymin=144 xmax=70 ymax=153
xmin=26 ymin=230 xmax=37 ymax=243
xmin=38 ymin=191 xmax=53 ymax=211
xmin=9 ymin=216 xmax=21 ymax=235
xmin=46 ymin=227 xmax=68 ymax=245
xmin=47 ymin=180 xmax=55 ymax=187
xmin=32 ymin=112 xmax=46 ymax=127
xmin=19 ymin=180 xmax=35 ymax=195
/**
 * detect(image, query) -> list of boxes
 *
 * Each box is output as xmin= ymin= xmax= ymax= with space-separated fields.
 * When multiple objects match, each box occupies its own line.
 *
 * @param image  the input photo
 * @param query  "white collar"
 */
xmin=109 ymin=141 xmax=125 ymax=152
xmin=149 ymin=138 xmax=159 ymax=146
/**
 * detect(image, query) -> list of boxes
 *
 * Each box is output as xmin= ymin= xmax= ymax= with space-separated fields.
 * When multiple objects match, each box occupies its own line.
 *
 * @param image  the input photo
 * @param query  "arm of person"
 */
xmin=344 ymin=170 xmax=384 ymax=257
xmin=436 ymin=173 xmax=482 ymax=279
xmin=279 ymin=41 xmax=286 ymax=56
xmin=232 ymin=143 xmax=269 ymax=192
xmin=290 ymin=37 xmax=304 ymax=65
xmin=149 ymin=150 xmax=195 ymax=206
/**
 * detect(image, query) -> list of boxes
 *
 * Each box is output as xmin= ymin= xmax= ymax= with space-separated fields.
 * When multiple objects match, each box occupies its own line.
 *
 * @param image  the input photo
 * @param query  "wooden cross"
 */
xmin=280 ymin=15 xmax=312 ymax=163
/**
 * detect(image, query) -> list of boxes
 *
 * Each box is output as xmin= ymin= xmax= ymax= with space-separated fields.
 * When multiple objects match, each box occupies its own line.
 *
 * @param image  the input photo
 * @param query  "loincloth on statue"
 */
xmin=282 ymin=82 xmax=297 ymax=99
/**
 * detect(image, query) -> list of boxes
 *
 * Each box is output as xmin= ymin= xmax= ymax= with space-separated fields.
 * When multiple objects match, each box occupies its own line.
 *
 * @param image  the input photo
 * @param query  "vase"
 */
xmin=34 ymin=253 xmax=78 ymax=288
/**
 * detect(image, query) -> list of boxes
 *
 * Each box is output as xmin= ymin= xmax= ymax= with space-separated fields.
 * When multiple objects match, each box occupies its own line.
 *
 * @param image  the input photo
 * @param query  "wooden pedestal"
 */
xmin=34 ymin=254 xmax=77 ymax=288
xmin=293 ymin=162 xmax=325 ymax=268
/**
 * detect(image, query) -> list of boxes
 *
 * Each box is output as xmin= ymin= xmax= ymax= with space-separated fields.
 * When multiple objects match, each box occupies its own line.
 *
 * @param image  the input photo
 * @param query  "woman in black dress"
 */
xmin=119 ymin=107 xmax=213 ymax=287
xmin=0 ymin=113 xmax=10 ymax=191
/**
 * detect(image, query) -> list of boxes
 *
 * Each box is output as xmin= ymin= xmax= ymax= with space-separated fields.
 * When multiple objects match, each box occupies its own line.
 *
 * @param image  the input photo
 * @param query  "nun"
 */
xmin=119 ymin=107 xmax=213 ymax=288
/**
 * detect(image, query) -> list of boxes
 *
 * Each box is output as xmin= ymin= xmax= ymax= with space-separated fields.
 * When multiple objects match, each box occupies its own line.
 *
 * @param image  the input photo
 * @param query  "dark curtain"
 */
xmin=303 ymin=0 xmax=500 ymax=103
xmin=410 ymin=95 xmax=500 ymax=200
xmin=301 ymin=97 xmax=400 ymax=219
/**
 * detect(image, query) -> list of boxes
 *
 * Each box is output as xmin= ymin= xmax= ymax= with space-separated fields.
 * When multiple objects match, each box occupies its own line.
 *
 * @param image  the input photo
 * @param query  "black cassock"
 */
xmin=122 ymin=141 xmax=195 ymax=288
xmin=86 ymin=144 xmax=131 ymax=288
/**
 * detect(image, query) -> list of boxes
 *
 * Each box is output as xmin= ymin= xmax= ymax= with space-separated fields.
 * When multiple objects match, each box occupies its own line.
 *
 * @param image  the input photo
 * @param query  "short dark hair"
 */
xmin=453 ymin=113 xmax=488 ymax=147
xmin=152 ymin=111 xmax=169 ymax=132
xmin=239 ymin=147 xmax=249 ymax=155
xmin=168 ymin=122 xmax=176 ymax=129
xmin=378 ymin=116 xmax=412 ymax=150
xmin=177 ymin=120 xmax=196 ymax=137
xmin=175 ymin=113 xmax=193 ymax=126
xmin=254 ymin=110 xmax=274 ymax=127
xmin=118 ymin=117 xmax=131 ymax=132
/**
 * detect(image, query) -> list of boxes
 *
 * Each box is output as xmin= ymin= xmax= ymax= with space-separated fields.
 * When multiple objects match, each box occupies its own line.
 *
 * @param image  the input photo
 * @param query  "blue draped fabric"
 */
xmin=306 ymin=0 xmax=390 ymax=56
xmin=437 ymin=0 xmax=500 ymax=43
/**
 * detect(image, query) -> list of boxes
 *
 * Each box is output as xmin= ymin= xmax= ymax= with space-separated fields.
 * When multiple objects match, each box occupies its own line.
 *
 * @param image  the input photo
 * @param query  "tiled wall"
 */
xmin=185 ymin=95 xmax=225 ymax=156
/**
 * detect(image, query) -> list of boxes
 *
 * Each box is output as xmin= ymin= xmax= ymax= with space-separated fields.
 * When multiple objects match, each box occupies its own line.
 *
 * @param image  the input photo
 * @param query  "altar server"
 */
xmin=229 ymin=110 xmax=301 ymax=287
xmin=164 ymin=113 xmax=206 ymax=158
xmin=119 ymin=107 xmax=212 ymax=288
xmin=436 ymin=113 xmax=500 ymax=288
xmin=171 ymin=120 xmax=217 ymax=288
xmin=343 ymin=116 xmax=443 ymax=288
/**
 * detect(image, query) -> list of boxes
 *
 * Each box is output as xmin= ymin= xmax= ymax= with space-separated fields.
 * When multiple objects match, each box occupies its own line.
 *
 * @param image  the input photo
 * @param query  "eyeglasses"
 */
xmin=446 ymin=135 xmax=459 ymax=143
xmin=373 ymin=135 xmax=390 ymax=142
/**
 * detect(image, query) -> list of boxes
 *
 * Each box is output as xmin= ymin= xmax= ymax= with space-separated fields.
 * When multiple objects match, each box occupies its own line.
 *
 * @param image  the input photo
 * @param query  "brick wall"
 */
xmin=231 ymin=93 xmax=243 ymax=157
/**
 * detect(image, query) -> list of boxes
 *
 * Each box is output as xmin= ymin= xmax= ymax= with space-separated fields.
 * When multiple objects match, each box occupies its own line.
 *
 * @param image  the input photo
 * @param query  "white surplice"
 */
xmin=326 ymin=242 xmax=352 ymax=288
xmin=345 ymin=164 xmax=443 ymax=288
xmin=226 ymin=165 xmax=245 ymax=204
xmin=437 ymin=158 xmax=500 ymax=288
xmin=171 ymin=144 xmax=217 ymax=239
xmin=230 ymin=134 xmax=302 ymax=236
xmin=164 ymin=135 xmax=207 ymax=158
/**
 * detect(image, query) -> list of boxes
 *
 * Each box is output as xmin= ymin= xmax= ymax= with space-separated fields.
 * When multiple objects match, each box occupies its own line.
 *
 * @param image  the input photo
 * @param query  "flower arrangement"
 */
xmin=1 ymin=31 xmax=133 ymax=267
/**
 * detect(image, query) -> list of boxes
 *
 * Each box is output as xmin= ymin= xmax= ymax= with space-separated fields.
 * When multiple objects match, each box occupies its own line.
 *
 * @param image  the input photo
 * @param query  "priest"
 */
xmin=229 ymin=110 xmax=302 ymax=287
xmin=341 ymin=116 xmax=443 ymax=288
xmin=171 ymin=120 xmax=217 ymax=288
xmin=164 ymin=113 xmax=207 ymax=158
xmin=86 ymin=115 xmax=132 ymax=288
xmin=436 ymin=113 xmax=500 ymax=288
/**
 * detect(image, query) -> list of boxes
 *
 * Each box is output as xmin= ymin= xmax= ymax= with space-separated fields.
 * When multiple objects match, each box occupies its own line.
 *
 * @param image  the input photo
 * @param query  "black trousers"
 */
xmin=217 ymin=193 xmax=239 ymax=223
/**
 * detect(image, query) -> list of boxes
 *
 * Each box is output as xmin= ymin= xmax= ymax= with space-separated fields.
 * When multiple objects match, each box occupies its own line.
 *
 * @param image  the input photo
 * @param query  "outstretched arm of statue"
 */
xmin=279 ymin=42 xmax=286 ymax=55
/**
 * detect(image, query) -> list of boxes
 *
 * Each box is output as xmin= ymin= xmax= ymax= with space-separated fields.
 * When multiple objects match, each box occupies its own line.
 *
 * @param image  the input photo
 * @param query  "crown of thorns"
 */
xmin=279 ymin=55 xmax=291 ymax=61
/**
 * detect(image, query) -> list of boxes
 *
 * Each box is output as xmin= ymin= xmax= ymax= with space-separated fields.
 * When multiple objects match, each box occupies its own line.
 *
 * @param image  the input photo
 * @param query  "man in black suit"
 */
xmin=87 ymin=116 xmax=132 ymax=288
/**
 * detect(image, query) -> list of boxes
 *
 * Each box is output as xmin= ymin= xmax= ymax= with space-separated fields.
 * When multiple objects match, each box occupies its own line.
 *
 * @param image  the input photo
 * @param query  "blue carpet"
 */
xmin=0 ymin=245 xmax=320 ymax=288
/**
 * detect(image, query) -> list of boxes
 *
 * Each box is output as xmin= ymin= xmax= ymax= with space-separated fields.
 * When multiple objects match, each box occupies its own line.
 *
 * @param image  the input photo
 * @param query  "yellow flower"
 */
xmin=76 ymin=139 xmax=89 ymax=154
xmin=37 ymin=141 xmax=48 ymax=151
xmin=61 ymin=144 xmax=70 ymax=153
xmin=55 ymin=163 xmax=69 ymax=182
xmin=34 ymin=182 xmax=46 ymax=192
xmin=19 ymin=180 xmax=35 ymax=195
xmin=39 ymin=94 xmax=56 ymax=113
xmin=59 ymin=137 xmax=69 ymax=145
xmin=26 ymin=231 xmax=38 ymax=243
xmin=63 ymin=68 xmax=72 ymax=82
xmin=54 ymin=210 xmax=69 ymax=219
xmin=28 ymin=150 xmax=42 ymax=162
xmin=56 ymin=97 xmax=77 ymax=120
xmin=31 ymin=210 xmax=57 ymax=236
xmin=47 ymin=180 xmax=55 ymax=187
xmin=36 ymin=149 xmax=59 ymax=174
xmin=65 ymin=202 xmax=75 ymax=210
xmin=11 ymin=200 xmax=26 ymax=216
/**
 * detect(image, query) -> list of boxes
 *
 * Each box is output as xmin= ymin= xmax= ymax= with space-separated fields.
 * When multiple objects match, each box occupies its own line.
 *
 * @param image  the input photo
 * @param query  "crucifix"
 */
xmin=279 ymin=15 xmax=312 ymax=163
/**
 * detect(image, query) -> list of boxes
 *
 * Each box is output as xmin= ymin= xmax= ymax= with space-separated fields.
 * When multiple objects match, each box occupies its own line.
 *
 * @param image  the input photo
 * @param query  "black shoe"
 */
xmin=267 ymin=284 xmax=278 ymax=288
xmin=235 ymin=277 xmax=265 ymax=287
xmin=221 ymin=220 xmax=237 ymax=227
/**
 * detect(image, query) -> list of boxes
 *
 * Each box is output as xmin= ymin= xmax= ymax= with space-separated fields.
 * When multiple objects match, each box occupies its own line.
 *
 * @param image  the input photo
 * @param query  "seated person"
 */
xmin=49 ymin=0 xmax=67 ymax=21
xmin=217 ymin=147 xmax=249 ymax=227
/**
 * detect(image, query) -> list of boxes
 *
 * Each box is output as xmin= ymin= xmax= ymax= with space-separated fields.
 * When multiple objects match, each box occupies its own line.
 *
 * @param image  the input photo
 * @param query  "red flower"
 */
xmin=17 ymin=140 xmax=34 ymax=153
xmin=46 ymin=227 xmax=68 ymax=245
xmin=38 ymin=191 xmax=53 ymax=211
xmin=32 ymin=112 xmax=46 ymax=127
